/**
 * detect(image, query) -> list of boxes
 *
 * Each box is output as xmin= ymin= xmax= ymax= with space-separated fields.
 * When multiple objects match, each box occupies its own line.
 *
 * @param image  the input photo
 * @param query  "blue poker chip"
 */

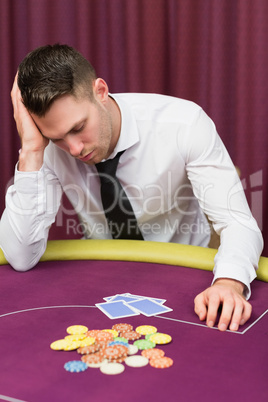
xmin=113 ymin=337 xmax=128 ymax=344
xmin=108 ymin=341 xmax=129 ymax=347
xmin=64 ymin=360 xmax=88 ymax=373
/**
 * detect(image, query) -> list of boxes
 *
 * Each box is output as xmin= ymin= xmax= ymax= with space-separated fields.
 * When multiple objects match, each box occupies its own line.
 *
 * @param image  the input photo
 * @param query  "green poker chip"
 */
xmin=133 ymin=339 xmax=156 ymax=350
xmin=114 ymin=337 xmax=128 ymax=344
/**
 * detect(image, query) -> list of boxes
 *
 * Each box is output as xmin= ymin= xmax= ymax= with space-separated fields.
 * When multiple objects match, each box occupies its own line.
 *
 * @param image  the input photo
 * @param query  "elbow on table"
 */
xmin=3 ymin=252 xmax=39 ymax=272
xmin=1 ymin=242 xmax=46 ymax=272
xmin=9 ymin=257 xmax=38 ymax=272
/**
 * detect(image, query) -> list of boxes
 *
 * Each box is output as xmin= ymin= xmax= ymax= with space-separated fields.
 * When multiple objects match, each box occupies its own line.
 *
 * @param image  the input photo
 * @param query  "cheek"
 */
xmin=52 ymin=140 xmax=69 ymax=152
xmin=81 ymin=122 xmax=101 ymax=143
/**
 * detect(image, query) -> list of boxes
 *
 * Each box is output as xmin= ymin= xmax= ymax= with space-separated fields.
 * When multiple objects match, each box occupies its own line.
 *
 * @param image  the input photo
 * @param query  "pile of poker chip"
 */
xmin=50 ymin=323 xmax=173 ymax=375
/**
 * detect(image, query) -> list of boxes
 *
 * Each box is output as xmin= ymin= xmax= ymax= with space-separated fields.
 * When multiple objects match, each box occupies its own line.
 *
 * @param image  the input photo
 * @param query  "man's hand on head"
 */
xmin=11 ymin=73 xmax=49 ymax=171
xmin=194 ymin=278 xmax=252 ymax=332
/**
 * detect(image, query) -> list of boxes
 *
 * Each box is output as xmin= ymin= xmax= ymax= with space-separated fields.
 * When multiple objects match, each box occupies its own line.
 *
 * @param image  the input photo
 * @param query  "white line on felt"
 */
xmin=156 ymin=309 xmax=268 ymax=335
xmin=155 ymin=315 xmax=224 ymax=331
xmin=1 ymin=305 xmax=267 ymax=335
xmin=0 ymin=305 xmax=96 ymax=318
xmin=0 ymin=394 xmax=28 ymax=402
xmin=240 ymin=309 xmax=268 ymax=334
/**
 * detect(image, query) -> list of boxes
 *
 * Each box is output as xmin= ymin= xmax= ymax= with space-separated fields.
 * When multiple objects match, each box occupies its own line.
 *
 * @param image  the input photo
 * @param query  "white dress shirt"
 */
xmin=0 ymin=93 xmax=263 ymax=297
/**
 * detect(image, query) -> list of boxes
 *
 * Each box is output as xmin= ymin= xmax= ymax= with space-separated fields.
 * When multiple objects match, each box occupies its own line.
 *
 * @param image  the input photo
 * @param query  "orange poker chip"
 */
xmin=85 ymin=330 xmax=103 ymax=338
xmin=107 ymin=356 xmax=127 ymax=364
xmin=141 ymin=348 xmax=165 ymax=360
xmin=95 ymin=332 xmax=114 ymax=342
xmin=102 ymin=329 xmax=119 ymax=337
xmin=81 ymin=352 xmax=104 ymax=365
xmin=112 ymin=323 xmax=133 ymax=333
xmin=120 ymin=331 xmax=141 ymax=341
xmin=77 ymin=344 xmax=100 ymax=355
xmin=149 ymin=356 xmax=173 ymax=369
xmin=95 ymin=339 xmax=111 ymax=350
xmin=101 ymin=345 xmax=128 ymax=361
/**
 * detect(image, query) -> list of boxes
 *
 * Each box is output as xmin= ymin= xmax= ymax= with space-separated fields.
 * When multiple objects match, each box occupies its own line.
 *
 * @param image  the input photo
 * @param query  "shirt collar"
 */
xmin=106 ymin=93 xmax=140 ymax=160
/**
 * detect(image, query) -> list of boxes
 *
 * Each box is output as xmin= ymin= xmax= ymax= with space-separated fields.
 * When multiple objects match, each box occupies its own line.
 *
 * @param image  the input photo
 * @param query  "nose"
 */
xmin=66 ymin=135 xmax=84 ymax=157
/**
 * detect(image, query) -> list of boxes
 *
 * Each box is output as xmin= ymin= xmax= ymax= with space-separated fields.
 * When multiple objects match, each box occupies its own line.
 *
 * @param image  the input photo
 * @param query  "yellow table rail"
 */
xmin=0 ymin=239 xmax=267 ymax=282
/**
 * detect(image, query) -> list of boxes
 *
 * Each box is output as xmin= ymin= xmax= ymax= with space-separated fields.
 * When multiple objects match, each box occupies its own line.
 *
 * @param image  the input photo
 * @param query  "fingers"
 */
xmin=11 ymin=72 xmax=20 ymax=103
xmin=11 ymin=75 xmax=18 ymax=114
xmin=11 ymin=72 xmax=25 ymax=126
xmin=194 ymin=282 xmax=252 ymax=332
xmin=217 ymin=296 xmax=243 ymax=332
xmin=218 ymin=298 xmax=252 ymax=332
xmin=194 ymin=293 xmax=208 ymax=322
xmin=240 ymin=300 xmax=252 ymax=325
xmin=206 ymin=292 xmax=221 ymax=328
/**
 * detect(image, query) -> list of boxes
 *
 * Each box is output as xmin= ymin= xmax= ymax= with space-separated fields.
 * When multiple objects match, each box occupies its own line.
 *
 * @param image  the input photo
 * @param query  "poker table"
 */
xmin=0 ymin=239 xmax=267 ymax=402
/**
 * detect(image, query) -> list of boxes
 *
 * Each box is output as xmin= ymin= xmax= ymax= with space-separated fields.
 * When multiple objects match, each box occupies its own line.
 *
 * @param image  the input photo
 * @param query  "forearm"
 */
xmin=183 ymin=110 xmax=263 ymax=296
xmin=0 ymin=166 xmax=61 ymax=270
xmin=212 ymin=220 xmax=263 ymax=299
xmin=18 ymin=148 xmax=44 ymax=172
xmin=0 ymin=208 xmax=48 ymax=270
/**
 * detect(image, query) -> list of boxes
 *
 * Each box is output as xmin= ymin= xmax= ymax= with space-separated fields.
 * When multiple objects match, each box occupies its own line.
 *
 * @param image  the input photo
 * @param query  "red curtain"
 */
xmin=0 ymin=0 xmax=267 ymax=255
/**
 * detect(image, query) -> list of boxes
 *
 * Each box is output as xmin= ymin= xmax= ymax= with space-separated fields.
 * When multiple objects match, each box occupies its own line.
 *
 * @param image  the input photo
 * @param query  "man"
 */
xmin=0 ymin=44 xmax=263 ymax=332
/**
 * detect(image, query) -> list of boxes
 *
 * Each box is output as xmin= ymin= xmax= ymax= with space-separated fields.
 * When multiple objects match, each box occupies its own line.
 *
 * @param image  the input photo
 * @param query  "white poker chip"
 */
xmin=127 ymin=345 xmax=139 ymax=355
xmin=124 ymin=355 xmax=149 ymax=367
xmin=100 ymin=362 xmax=125 ymax=375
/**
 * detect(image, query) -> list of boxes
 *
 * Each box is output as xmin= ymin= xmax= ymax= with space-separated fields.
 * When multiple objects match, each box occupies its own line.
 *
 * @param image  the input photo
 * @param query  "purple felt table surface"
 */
xmin=0 ymin=259 xmax=267 ymax=402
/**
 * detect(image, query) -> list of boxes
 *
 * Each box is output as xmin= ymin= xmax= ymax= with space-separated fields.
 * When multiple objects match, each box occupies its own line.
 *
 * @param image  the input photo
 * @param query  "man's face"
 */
xmin=31 ymin=88 xmax=119 ymax=165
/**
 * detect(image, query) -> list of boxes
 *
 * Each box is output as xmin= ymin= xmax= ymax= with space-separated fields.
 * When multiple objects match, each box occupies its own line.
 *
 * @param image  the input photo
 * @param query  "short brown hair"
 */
xmin=18 ymin=44 xmax=97 ymax=116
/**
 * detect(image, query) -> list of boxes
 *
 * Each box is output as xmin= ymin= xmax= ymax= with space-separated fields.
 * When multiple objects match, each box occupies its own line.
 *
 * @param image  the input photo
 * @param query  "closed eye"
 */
xmin=43 ymin=119 xmax=87 ymax=143
xmin=70 ymin=123 xmax=85 ymax=134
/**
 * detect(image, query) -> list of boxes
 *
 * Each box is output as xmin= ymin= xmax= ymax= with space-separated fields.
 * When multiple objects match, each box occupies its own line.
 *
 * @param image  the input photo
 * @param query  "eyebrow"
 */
xmin=42 ymin=119 xmax=85 ymax=141
xmin=66 ymin=119 xmax=85 ymax=134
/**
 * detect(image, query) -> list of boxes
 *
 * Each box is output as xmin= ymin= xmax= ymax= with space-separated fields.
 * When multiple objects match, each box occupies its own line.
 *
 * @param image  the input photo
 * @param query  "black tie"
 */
xmin=95 ymin=151 xmax=143 ymax=240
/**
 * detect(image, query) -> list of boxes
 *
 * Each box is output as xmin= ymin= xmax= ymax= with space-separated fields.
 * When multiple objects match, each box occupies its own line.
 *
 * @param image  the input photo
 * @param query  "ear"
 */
xmin=93 ymin=78 xmax=109 ymax=104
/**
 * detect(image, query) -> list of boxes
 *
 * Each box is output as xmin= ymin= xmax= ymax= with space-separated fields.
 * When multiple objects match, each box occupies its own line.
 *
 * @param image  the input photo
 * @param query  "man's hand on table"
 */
xmin=194 ymin=278 xmax=252 ymax=332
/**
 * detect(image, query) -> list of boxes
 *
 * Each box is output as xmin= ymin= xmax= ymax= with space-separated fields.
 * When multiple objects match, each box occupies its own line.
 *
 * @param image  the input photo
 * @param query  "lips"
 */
xmin=79 ymin=151 xmax=94 ymax=162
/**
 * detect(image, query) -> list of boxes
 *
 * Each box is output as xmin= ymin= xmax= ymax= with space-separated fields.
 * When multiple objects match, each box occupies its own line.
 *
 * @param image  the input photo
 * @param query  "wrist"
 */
xmin=18 ymin=148 xmax=45 ymax=172
xmin=214 ymin=278 xmax=245 ymax=295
